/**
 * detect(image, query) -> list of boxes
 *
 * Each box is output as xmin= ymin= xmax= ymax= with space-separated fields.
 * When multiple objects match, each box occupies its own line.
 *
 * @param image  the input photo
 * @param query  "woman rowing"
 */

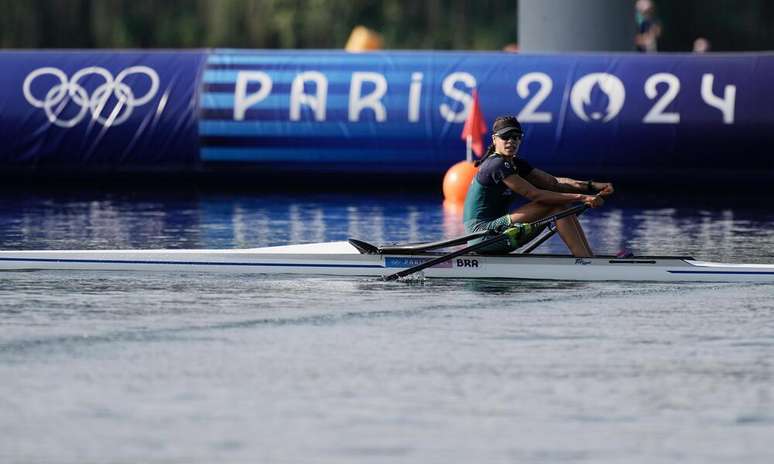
xmin=462 ymin=115 xmax=613 ymax=257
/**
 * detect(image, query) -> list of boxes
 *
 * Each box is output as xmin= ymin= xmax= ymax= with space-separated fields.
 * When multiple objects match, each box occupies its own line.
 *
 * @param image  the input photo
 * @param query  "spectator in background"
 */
xmin=635 ymin=0 xmax=661 ymax=52
xmin=693 ymin=37 xmax=711 ymax=53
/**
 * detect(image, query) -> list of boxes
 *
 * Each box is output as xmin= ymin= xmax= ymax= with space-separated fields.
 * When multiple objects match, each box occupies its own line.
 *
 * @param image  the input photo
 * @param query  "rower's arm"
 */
xmin=526 ymin=168 xmax=615 ymax=196
xmin=504 ymin=174 xmax=596 ymax=205
xmin=525 ymin=168 xmax=584 ymax=193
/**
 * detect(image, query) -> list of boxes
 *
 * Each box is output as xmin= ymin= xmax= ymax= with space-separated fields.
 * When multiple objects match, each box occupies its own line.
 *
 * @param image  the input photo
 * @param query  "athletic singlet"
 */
xmin=462 ymin=154 xmax=534 ymax=227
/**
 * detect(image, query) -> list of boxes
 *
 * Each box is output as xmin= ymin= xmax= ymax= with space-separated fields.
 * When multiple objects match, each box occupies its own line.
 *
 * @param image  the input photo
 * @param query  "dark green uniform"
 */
xmin=462 ymin=154 xmax=542 ymax=253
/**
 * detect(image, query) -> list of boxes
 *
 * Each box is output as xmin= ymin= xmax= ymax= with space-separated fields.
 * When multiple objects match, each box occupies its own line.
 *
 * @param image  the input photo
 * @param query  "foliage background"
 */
xmin=0 ymin=0 xmax=772 ymax=51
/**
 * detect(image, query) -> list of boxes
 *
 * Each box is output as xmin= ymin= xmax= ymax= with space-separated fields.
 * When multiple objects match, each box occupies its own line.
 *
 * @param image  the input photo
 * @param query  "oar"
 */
xmin=519 ymin=204 xmax=590 ymax=254
xmin=349 ymin=230 xmax=495 ymax=255
xmin=383 ymin=203 xmax=589 ymax=281
xmin=383 ymin=230 xmax=498 ymax=254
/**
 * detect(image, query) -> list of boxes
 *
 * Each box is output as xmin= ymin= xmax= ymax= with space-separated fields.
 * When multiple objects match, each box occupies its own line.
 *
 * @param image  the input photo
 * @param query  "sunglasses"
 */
xmin=497 ymin=133 xmax=523 ymax=142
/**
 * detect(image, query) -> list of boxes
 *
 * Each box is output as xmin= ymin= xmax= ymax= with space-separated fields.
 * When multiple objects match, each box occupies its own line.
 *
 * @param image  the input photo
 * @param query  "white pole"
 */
xmin=466 ymin=135 xmax=472 ymax=163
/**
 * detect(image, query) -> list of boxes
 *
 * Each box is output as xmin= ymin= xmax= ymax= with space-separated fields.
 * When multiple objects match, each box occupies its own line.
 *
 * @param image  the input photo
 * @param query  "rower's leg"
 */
xmin=555 ymin=215 xmax=593 ymax=257
xmin=568 ymin=215 xmax=592 ymax=254
xmin=509 ymin=202 xmax=558 ymax=223
xmin=511 ymin=202 xmax=593 ymax=257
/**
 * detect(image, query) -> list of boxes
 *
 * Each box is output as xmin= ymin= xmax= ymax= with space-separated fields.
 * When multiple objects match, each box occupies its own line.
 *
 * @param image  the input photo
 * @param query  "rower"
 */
xmin=462 ymin=115 xmax=614 ymax=257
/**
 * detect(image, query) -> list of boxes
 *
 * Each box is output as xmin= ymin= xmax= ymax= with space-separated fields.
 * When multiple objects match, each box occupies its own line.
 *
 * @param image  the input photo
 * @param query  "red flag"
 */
xmin=460 ymin=89 xmax=487 ymax=158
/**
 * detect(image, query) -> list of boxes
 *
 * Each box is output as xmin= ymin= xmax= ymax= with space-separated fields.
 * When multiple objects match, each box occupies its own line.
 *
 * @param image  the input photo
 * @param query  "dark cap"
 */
xmin=492 ymin=116 xmax=524 ymax=137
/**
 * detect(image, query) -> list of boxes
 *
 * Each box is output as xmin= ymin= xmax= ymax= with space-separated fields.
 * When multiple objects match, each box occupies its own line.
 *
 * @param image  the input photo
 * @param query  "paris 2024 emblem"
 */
xmin=570 ymin=73 xmax=626 ymax=123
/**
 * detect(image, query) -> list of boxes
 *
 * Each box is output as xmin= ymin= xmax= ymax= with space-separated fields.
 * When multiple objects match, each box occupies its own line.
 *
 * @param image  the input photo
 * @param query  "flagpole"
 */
xmin=466 ymin=135 xmax=472 ymax=163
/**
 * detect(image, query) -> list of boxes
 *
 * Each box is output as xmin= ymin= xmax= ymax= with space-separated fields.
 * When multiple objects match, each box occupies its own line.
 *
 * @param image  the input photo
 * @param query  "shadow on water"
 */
xmin=372 ymin=277 xmax=590 ymax=295
xmin=457 ymin=279 xmax=589 ymax=294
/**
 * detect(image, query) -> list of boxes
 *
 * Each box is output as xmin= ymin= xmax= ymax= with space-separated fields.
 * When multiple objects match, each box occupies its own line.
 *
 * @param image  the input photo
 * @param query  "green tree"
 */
xmin=0 ymin=0 xmax=520 ymax=50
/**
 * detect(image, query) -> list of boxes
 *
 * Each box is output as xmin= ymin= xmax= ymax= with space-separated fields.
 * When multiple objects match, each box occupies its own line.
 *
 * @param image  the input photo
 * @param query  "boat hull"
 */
xmin=1 ymin=241 xmax=774 ymax=282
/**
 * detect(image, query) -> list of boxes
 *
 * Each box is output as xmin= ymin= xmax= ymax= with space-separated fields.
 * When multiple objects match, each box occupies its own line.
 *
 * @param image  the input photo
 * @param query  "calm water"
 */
xmin=1 ymin=190 xmax=773 ymax=463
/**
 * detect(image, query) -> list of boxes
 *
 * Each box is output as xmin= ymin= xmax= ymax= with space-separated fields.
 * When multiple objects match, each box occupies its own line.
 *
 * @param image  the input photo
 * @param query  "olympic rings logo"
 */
xmin=22 ymin=66 xmax=160 ymax=128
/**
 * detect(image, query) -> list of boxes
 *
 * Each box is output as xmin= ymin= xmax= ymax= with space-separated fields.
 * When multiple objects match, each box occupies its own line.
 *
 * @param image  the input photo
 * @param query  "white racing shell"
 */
xmin=2 ymin=241 xmax=774 ymax=282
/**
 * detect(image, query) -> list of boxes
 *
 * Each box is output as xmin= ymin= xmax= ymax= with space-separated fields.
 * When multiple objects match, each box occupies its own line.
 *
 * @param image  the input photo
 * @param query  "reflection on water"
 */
xmin=1 ymin=191 xmax=774 ymax=262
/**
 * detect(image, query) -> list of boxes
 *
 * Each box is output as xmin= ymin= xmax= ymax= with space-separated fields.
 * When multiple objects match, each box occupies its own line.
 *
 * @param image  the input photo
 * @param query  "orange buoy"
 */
xmin=442 ymin=161 xmax=478 ymax=204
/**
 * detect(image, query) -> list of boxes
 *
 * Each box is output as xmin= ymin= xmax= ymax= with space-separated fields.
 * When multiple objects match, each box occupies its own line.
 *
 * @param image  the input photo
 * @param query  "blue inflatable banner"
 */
xmin=0 ymin=50 xmax=206 ymax=167
xmin=201 ymin=49 xmax=774 ymax=179
xmin=1 ymin=49 xmax=773 ymax=181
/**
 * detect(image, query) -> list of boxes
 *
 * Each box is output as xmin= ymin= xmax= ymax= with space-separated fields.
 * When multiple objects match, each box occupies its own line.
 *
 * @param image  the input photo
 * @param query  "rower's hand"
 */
xmin=584 ymin=195 xmax=605 ymax=208
xmin=595 ymin=182 xmax=615 ymax=197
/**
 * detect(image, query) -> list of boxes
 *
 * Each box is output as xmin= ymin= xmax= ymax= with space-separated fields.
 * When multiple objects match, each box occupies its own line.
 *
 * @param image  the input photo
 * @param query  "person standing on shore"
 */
xmin=635 ymin=0 xmax=662 ymax=52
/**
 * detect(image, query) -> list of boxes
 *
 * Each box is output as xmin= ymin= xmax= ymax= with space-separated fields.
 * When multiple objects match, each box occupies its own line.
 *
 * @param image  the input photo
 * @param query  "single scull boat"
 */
xmin=1 ymin=240 xmax=774 ymax=282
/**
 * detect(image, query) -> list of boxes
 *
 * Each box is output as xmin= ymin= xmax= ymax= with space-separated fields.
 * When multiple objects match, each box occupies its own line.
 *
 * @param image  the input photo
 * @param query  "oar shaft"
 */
xmin=521 ymin=204 xmax=589 ymax=253
xmin=531 ymin=203 xmax=588 ymax=228
xmin=377 ymin=230 xmax=493 ymax=254
xmin=520 ymin=223 xmax=557 ymax=254
xmin=520 ymin=204 xmax=585 ymax=255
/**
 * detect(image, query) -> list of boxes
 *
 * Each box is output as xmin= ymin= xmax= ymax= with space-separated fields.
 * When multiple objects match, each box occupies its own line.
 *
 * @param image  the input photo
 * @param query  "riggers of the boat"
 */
xmin=1 ymin=241 xmax=774 ymax=283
